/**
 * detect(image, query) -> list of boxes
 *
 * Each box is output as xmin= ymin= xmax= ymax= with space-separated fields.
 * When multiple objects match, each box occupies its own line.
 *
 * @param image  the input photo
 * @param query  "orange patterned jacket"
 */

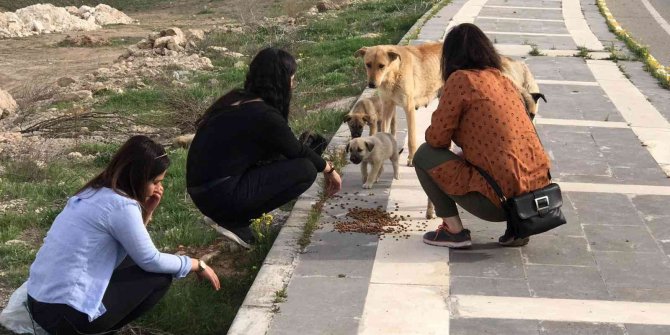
xmin=425 ymin=68 xmax=551 ymax=206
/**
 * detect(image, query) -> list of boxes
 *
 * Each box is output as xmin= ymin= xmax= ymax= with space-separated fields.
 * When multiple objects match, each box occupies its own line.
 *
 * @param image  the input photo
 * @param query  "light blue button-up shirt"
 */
xmin=27 ymin=187 xmax=191 ymax=321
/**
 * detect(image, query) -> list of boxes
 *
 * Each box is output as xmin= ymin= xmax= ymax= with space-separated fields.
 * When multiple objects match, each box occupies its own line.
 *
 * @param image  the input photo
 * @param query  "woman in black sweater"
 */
xmin=187 ymin=48 xmax=342 ymax=248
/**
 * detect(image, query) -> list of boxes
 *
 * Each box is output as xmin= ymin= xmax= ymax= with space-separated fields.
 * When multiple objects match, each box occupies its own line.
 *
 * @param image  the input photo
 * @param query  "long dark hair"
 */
xmin=441 ymin=23 xmax=502 ymax=81
xmin=198 ymin=47 xmax=297 ymax=127
xmin=77 ymin=135 xmax=170 ymax=219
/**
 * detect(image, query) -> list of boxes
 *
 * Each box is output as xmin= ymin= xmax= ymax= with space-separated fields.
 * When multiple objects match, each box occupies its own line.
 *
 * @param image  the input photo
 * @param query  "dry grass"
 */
xmin=10 ymin=83 xmax=58 ymax=111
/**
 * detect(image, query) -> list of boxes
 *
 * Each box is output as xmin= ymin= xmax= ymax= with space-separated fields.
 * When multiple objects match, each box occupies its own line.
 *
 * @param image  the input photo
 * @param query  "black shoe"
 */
xmin=498 ymin=228 xmax=529 ymax=247
xmin=423 ymin=224 xmax=472 ymax=248
xmin=203 ymin=216 xmax=255 ymax=249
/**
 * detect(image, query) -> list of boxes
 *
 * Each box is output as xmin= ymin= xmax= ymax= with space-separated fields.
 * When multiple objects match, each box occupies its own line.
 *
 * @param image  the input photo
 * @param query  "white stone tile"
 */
xmin=359 ymin=283 xmax=450 ymax=334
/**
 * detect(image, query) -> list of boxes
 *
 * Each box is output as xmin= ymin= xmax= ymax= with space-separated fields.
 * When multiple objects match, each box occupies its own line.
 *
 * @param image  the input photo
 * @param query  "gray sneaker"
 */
xmin=423 ymin=224 xmax=472 ymax=248
xmin=203 ymin=216 xmax=254 ymax=249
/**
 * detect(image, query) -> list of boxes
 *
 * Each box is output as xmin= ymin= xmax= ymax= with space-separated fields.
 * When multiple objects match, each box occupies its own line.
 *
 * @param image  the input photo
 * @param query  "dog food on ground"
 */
xmin=334 ymin=207 xmax=406 ymax=235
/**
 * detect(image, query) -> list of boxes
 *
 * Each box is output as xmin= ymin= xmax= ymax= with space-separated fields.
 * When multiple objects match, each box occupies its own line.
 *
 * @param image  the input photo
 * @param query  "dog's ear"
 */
xmin=343 ymin=115 xmax=352 ymax=123
xmin=388 ymin=51 xmax=401 ymax=62
xmin=531 ymin=93 xmax=547 ymax=103
xmin=354 ymin=47 xmax=368 ymax=58
xmin=365 ymin=140 xmax=375 ymax=152
xmin=345 ymin=143 xmax=350 ymax=152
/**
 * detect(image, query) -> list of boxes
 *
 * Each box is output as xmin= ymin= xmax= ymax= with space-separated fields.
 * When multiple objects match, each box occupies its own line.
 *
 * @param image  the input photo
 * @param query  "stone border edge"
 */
xmin=226 ymin=1 xmax=452 ymax=333
xmin=596 ymin=0 xmax=669 ymax=88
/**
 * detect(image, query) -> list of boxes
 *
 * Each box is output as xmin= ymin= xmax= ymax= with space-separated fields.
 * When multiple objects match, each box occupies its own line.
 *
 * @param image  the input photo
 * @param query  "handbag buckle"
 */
xmin=535 ymin=196 xmax=550 ymax=211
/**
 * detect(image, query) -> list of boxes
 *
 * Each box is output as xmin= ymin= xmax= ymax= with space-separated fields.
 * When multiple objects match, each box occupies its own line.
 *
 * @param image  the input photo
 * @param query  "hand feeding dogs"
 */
xmin=355 ymin=43 xmax=546 ymax=165
xmin=344 ymin=95 xmax=396 ymax=139
xmin=346 ymin=133 xmax=401 ymax=189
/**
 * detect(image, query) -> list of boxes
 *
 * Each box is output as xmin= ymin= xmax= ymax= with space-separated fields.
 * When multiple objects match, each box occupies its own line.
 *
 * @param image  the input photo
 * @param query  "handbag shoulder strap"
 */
xmin=468 ymin=162 xmax=507 ymax=204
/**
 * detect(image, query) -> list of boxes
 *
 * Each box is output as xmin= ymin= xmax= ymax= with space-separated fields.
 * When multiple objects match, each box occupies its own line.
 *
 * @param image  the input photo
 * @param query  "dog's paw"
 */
xmin=425 ymin=212 xmax=435 ymax=219
xmin=394 ymin=174 xmax=399 ymax=180
xmin=362 ymin=183 xmax=373 ymax=189
xmin=406 ymin=158 xmax=414 ymax=167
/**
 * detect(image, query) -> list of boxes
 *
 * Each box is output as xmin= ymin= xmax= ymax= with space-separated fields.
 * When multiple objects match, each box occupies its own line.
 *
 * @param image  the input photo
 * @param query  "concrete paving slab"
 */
xmin=539 ymin=321 xmax=625 ymax=335
xmin=269 ymin=276 xmax=370 ymax=334
xmin=568 ymin=192 xmax=645 ymax=226
xmin=359 ymin=283 xmax=449 ymax=334
xmin=474 ymin=19 xmax=568 ymax=33
xmin=584 ymin=224 xmax=659 ymax=252
xmin=526 ymin=264 xmax=610 ymax=300
xmin=293 ymin=230 xmax=378 ymax=278
xmin=522 ymin=235 xmax=595 ymax=266
xmin=369 ymin=232 xmax=450 ymax=286
xmin=450 ymin=276 xmax=531 ymax=297
xmin=534 ymin=84 xmax=622 ymax=121
xmin=618 ymin=61 xmax=670 ymax=124
xmin=525 ymin=57 xmax=596 ymax=82
xmin=592 ymin=251 xmax=670 ymax=292
xmin=563 ymin=0 xmax=605 ymax=50
xmin=450 ymin=247 xmax=526 ymax=279
xmin=487 ymin=33 xmax=576 ymax=50
xmin=625 ymin=324 xmax=670 ymax=335
xmin=479 ymin=6 xmax=564 ymax=20
xmin=271 ymin=316 xmax=361 ymax=335
xmin=451 ymin=294 xmax=670 ymax=325
xmin=450 ymin=318 xmax=539 ymax=335
xmin=630 ymin=194 xmax=670 ymax=217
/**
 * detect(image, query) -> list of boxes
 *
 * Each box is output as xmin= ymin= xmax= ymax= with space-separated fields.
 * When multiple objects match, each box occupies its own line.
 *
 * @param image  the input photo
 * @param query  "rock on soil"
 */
xmin=0 ymin=3 xmax=133 ymax=39
xmin=0 ymin=89 xmax=17 ymax=120
xmin=60 ymin=34 xmax=110 ymax=47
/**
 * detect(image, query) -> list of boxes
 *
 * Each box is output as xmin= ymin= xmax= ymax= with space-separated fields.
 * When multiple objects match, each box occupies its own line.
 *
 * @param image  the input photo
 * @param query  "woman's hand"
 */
xmin=325 ymin=170 xmax=342 ymax=197
xmin=197 ymin=266 xmax=221 ymax=291
xmin=144 ymin=184 xmax=164 ymax=223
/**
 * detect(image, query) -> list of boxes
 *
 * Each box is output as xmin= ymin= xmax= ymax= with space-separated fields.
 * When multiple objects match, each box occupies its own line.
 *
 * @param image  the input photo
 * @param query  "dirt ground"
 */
xmin=0 ymin=0 xmax=300 ymax=93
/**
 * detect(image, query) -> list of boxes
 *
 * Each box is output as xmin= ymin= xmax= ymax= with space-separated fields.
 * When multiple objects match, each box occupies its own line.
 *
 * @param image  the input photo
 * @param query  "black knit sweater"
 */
xmin=186 ymin=101 xmax=326 ymax=187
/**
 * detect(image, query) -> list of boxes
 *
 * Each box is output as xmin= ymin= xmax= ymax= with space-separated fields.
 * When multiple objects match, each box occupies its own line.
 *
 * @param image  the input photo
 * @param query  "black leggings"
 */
xmin=190 ymin=158 xmax=318 ymax=228
xmin=28 ymin=259 xmax=172 ymax=335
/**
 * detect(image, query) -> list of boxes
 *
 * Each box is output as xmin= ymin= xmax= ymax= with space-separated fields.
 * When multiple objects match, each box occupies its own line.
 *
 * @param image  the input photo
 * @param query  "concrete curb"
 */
xmin=226 ymin=1 xmax=453 ymax=333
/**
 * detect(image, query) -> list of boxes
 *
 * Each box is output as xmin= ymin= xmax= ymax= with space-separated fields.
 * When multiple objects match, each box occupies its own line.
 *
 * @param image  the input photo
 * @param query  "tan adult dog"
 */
xmin=344 ymin=95 xmax=397 ymax=138
xmin=501 ymin=56 xmax=546 ymax=119
xmin=355 ymin=42 xmax=443 ymax=166
xmin=356 ymin=44 xmax=546 ymax=165
xmin=346 ymin=133 xmax=400 ymax=189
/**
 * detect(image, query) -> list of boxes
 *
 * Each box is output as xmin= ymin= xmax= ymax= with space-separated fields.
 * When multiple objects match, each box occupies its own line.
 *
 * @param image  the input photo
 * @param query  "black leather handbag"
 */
xmin=468 ymin=109 xmax=566 ymax=238
xmin=471 ymin=164 xmax=566 ymax=239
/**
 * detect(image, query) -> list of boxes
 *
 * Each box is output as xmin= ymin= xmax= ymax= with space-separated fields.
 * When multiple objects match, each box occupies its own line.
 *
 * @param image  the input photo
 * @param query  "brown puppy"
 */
xmin=346 ymin=133 xmax=400 ymax=189
xmin=355 ymin=42 xmax=443 ymax=166
xmin=344 ymin=95 xmax=396 ymax=138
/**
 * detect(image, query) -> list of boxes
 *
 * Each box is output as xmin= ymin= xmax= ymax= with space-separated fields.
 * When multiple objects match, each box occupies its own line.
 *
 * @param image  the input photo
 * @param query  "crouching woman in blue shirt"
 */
xmin=26 ymin=135 xmax=220 ymax=334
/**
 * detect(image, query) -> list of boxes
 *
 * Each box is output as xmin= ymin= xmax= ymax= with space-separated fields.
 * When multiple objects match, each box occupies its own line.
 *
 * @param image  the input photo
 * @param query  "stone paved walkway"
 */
xmin=230 ymin=0 xmax=670 ymax=334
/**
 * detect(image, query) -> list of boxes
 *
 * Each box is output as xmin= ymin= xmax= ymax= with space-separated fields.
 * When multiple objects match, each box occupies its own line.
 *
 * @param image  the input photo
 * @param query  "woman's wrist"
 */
xmin=324 ymin=161 xmax=335 ymax=174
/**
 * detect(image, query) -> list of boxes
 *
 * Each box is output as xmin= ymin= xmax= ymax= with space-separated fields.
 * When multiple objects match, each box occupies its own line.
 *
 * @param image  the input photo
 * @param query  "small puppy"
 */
xmin=344 ymin=95 xmax=396 ymax=138
xmin=346 ymin=133 xmax=400 ymax=189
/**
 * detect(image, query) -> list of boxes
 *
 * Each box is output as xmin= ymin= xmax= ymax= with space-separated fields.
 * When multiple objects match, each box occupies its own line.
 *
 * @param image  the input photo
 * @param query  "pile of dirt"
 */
xmin=0 ymin=3 xmax=133 ymax=39
xmin=66 ymin=4 xmax=134 ymax=26
xmin=59 ymin=34 xmax=110 ymax=47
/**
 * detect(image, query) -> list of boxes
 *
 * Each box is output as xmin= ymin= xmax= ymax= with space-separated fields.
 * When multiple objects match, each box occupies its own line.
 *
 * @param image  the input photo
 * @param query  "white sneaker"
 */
xmin=203 ymin=216 xmax=253 ymax=249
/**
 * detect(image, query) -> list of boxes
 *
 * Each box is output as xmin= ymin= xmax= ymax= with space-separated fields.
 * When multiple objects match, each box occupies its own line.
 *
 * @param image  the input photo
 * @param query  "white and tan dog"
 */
xmin=344 ymin=95 xmax=397 ymax=138
xmin=501 ymin=56 xmax=546 ymax=119
xmin=346 ymin=133 xmax=400 ymax=189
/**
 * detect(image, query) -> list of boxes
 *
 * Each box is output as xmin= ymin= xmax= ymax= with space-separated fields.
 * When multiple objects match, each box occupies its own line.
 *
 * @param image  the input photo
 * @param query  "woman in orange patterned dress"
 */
xmin=413 ymin=23 xmax=551 ymax=248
